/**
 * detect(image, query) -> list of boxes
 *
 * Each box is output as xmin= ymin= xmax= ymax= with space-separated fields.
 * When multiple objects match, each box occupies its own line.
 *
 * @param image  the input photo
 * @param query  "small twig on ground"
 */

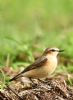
xmin=7 ymin=85 xmax=23 ymax=100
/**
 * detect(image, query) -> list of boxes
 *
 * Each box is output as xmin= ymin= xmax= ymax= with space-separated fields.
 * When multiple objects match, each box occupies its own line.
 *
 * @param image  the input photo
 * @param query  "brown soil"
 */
xmin=0 ymin=77 xmax=73 ymax=100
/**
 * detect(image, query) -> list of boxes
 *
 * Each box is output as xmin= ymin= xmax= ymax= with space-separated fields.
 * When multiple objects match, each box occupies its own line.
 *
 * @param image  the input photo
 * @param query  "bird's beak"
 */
xmin=59 ymin=50 xmax=64 ymax=52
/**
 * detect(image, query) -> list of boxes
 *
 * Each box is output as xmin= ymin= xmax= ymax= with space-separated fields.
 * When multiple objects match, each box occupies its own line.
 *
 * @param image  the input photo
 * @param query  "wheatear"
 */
xmin=10 ymin=47 xmax=63 ymax=81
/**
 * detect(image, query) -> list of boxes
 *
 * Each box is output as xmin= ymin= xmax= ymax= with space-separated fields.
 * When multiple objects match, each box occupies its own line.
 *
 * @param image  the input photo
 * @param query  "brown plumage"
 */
xmin=9 ymin=47 xmax=63 ymax=81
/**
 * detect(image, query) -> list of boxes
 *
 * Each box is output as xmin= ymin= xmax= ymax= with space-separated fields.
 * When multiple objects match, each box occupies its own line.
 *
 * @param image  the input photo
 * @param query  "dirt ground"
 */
xmin=0 ymin=76 xmax=73 ymax=100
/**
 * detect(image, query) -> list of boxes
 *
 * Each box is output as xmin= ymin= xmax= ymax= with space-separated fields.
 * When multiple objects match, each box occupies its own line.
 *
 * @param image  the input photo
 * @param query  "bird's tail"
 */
xmin=9 ymin=72 xmax=23 ymax=82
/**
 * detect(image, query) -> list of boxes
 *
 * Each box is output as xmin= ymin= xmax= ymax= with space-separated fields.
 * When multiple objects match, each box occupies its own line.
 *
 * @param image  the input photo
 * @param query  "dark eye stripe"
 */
xmin=51 ymin=49 xmax=55 ymax=51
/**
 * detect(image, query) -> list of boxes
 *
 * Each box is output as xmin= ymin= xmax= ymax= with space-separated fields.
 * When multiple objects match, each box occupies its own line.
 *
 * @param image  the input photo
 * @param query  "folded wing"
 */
xmin=9 ymin=56 xmax=47 ymax=81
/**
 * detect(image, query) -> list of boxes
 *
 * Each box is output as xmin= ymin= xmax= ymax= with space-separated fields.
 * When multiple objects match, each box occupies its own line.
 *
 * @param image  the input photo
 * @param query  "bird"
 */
xmin=9 ymin=47 xmax=64 ymax=81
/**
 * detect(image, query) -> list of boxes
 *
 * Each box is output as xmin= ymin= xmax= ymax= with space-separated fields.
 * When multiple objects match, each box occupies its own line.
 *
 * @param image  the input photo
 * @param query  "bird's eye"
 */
xmin=51 ymin=49 xmax=55 ymax=52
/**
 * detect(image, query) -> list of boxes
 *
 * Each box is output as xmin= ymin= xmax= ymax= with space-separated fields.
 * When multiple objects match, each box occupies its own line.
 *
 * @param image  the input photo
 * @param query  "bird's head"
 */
xmin=43 ymin=47 xmax=64 ymax=56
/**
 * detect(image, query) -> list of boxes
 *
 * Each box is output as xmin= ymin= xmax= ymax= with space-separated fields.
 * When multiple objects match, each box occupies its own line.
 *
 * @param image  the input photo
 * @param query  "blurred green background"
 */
xmin=0 ymin=0 xmax=73 ymax=74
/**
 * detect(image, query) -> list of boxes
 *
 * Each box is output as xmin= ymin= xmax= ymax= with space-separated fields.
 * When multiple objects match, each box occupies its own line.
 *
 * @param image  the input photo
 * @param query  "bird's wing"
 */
xmin=22 ymin=56 xmax=47 ymax=73
xmin=9 ymin=56 xmax=47 ymax=81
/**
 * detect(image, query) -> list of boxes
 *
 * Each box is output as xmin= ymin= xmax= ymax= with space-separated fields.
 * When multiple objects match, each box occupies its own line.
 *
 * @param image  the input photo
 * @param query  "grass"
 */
xmin=0 ymin=0 xmax=73 ymax=86
xmin=0 ymin=0 xmax=73 ymax=57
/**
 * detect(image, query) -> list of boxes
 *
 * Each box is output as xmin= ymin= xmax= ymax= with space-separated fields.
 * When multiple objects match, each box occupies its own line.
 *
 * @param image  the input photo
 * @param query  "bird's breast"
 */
xmin=45 ymin=56 xmax=57 ymax=75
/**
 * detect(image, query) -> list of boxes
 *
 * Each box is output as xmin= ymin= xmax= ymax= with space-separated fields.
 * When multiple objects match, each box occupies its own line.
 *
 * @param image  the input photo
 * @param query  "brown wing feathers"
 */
xmin=9 ymin=56 xmax=47 ymax=81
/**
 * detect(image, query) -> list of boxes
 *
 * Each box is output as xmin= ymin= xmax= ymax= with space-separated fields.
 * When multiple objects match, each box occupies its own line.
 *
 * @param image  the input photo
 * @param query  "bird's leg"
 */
xmin=28 ymin=77 xmax=39 ymax=88
xmin=46 ymin=74 xmax=55 ymax=80
xmin=38 ymin=78 xmax=45 ymax=83
xmin=29 ymin=77 xmax=34 ymax=83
